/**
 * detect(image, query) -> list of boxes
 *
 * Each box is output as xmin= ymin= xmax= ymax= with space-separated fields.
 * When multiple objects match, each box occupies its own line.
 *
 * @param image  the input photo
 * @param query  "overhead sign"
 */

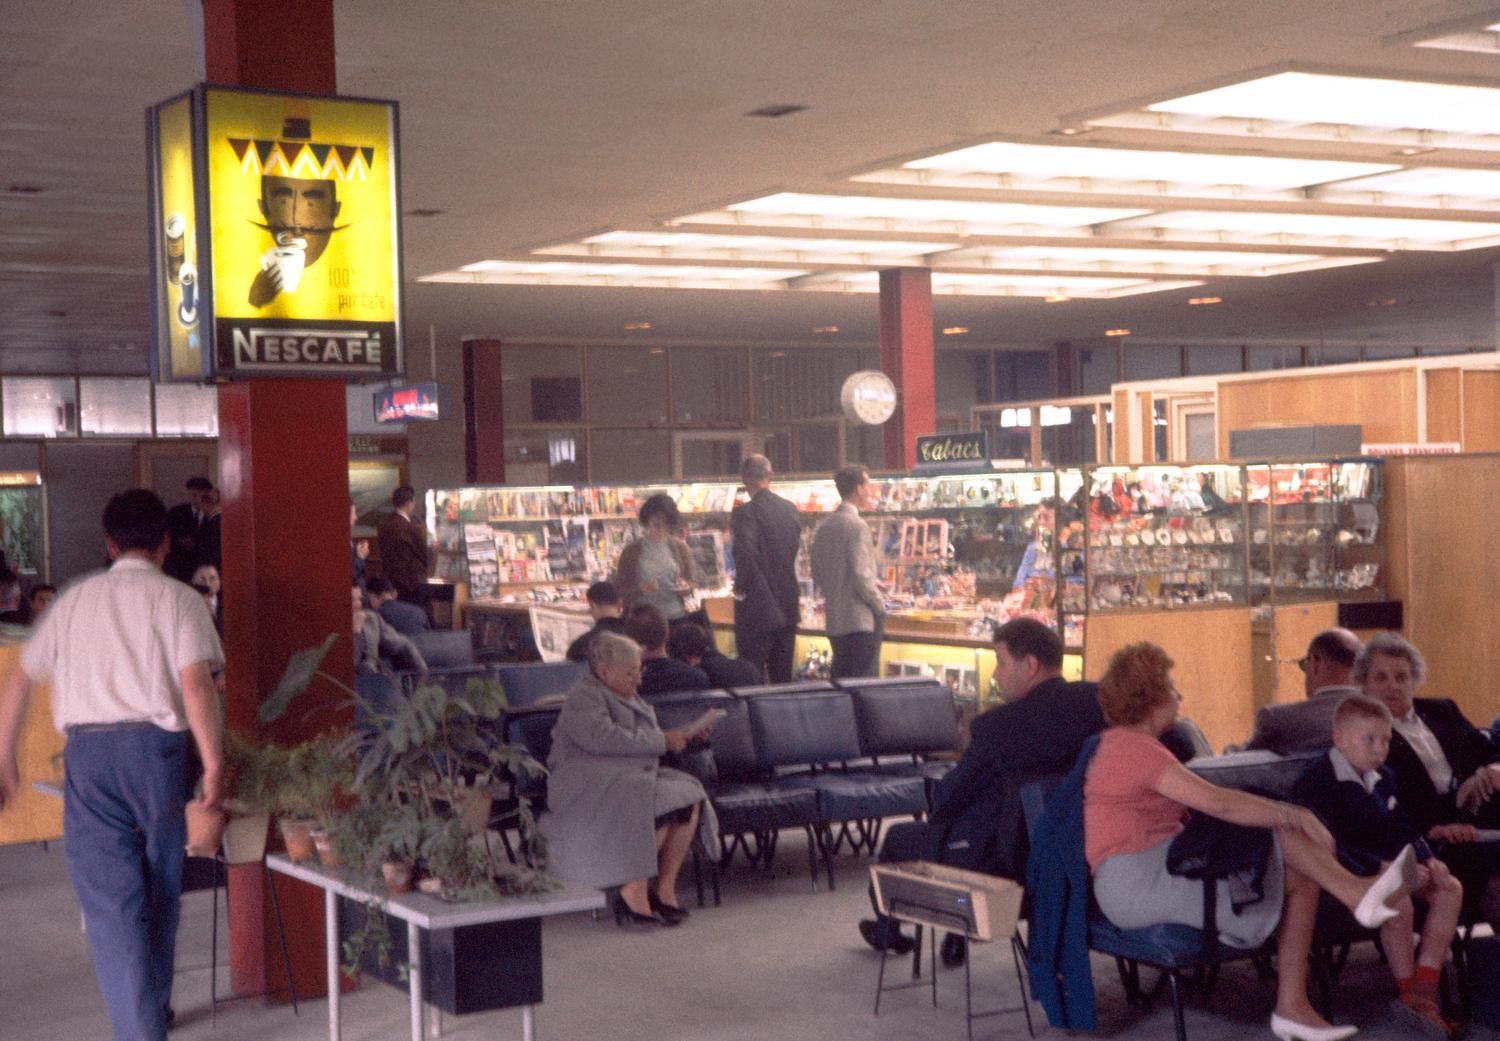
xmin=914 ymin=431 xmax=991 ymax=472
xmin=374 ymin=382 xmax=440 ymax=423
xmin=147 ymin=84 xmax=405 ymax=381
xmin=1360 ymin=442 xmax=1461 ymax=456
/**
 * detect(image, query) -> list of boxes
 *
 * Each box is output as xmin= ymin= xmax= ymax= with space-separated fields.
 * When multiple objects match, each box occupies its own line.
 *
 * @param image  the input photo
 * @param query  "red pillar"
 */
xmin=201 ymin=0 xmax=352 ymax=1001
xmin=879 ymin=268 xmax=937 ymax=470
xmin=462 ymin=338 xmax=506 ymax=483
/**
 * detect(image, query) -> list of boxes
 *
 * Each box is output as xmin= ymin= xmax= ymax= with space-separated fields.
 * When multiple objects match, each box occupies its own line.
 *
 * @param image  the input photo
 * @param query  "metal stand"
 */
xmin=208 ymin=858 xmax=300 ymax=1022
xmin=872 ymin=901 xmax=1034 ymax=1040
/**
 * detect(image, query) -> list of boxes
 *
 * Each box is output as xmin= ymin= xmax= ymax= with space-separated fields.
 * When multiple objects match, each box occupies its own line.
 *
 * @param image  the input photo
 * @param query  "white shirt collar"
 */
xmin=1329 ymin=747 xmax=1380 ymax=793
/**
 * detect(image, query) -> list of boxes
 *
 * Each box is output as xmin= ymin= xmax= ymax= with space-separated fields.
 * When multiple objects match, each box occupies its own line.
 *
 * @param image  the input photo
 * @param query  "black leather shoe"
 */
xmin=615 ymin=904 xmax=670 ymax=929
xmin=859 ymin=918 xmax=914 ymax=955
xmin=649 ymin=891 xmax=689 ymax=924
xmin=940 ymin=932 xmax=967 ymax=968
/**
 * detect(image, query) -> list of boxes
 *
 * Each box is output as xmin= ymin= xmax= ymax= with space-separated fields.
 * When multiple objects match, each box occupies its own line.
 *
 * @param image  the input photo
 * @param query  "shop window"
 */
xmin=3 ymin=377 xmax=77 ymax=438
xmin=1040 ymin=406 xmax=1097 ymax=465
xmin=1186 ymin=344 xmax=1242 ymax=376
xmin=589 ymin=428 xmax=670 ymax=483
xmin=794 ymin=424 xmax=840 ymax=475
xmin=1124 ymin=343 xmax=1183 ymax=382
xmin=587 ymin=346 xmax=669 ymax=426
xmin=501 ymin=345 xmax=583 ymax=426
xmin=1076 ymin=346 xmax=1118 ymax=395
xmin=1247 ymin=345 xmax=1305 ymax=371
xmin=671 ymin=347 xmax=748 ymax=425
xmin=752 ymin=349 xmax=858 ymax=422
xmin=936 ymin=350 xmax=987 ymax=415
xmin=1363 ymin=344 xmax=1418 ymax=361
xmin=994 ymin=350 xmax=1051 ymax=402
xmin=78 ymin=378 xmax=151 ymax=437
xmin=847 ymin=424 xmax=885 ymax=470
xmin=504 ymin=428 xmax=587 ymax=486
xmin=1307 ymin=344 xmax=1360 ymax=367
xmin=153 ymin=383 xmax=218 ymax=436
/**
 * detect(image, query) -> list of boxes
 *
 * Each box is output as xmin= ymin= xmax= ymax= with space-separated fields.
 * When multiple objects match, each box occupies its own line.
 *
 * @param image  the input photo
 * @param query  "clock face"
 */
xmin=840 ymin=370 xmax=897 ymax=425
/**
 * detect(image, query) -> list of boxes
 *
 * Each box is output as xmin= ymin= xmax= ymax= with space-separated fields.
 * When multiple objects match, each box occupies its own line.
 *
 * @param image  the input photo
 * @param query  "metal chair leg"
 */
xmin=210 ymin=859 xmax=221 ymax=1025
xmin=1166 ymin=970 xmax=1187 ymax=1041
xmin=1011 ymin=933 xmax=1036 ymax=1038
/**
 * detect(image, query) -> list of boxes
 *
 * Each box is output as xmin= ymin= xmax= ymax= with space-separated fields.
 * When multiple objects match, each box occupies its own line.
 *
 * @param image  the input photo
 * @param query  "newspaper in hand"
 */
xmin=682 ymin=707 xmax=728 ymax=737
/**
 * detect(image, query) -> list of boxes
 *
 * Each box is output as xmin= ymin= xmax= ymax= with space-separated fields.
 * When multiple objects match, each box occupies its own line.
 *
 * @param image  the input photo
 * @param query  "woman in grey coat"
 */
xmin=542 ymin=631 xmax=716 ymax=927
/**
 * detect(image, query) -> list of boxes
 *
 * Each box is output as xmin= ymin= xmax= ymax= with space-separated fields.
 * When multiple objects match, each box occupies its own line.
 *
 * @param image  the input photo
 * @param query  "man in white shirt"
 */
xmin=0 ymin=489 xmax=224 ymax=1041
xmin=810 ymin=465 xmax=885 ymax=679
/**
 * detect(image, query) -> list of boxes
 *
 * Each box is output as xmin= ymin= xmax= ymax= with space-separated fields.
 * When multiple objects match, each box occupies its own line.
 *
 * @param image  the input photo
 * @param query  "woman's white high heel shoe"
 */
xmin=1269 ymin=1012 xmax=1358 ymax=1041
xmin=1352 ymin=844 xmax=1416 ymax=929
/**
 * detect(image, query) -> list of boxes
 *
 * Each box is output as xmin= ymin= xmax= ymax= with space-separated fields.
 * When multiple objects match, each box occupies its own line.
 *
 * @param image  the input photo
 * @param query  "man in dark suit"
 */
xmin=730 ymin=454 xmax=802 ymax=684
xmin=164 ymin=476 xmax=212 ymax=581
xmin=858 ymin=617 xmax=1106 ymax=958
xmin=1239 ymin=628 xmax=1361 ymax=754
xmin=627 ymin=605 xmax=709 ymax=697
xmin=1359 ymin=631 xmax=1500 ymax=929
xmin=366 ymin=577 xmax=431 ymax=637
xmin=666 ymin=621 xmax=764 ymax=689
xmin=376 ymin=485 xmax=431 ymax=607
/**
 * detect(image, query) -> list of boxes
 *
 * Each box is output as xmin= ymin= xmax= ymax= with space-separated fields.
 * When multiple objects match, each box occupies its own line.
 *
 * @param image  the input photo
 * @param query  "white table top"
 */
xmin=266 ymin=853 xmax=604 ymax=930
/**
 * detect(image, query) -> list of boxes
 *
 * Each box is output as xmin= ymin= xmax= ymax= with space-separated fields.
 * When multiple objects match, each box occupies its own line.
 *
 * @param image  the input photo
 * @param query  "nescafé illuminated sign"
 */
xmin=147 ymin=85 xmax=405 ymax=381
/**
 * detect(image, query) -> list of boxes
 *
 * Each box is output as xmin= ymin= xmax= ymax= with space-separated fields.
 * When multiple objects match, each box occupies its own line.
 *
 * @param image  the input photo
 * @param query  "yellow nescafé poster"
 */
xmin=149 ymin=93 xmax=204 ymax=381
xmin=203 ymin=87 xmax=403 ymax=378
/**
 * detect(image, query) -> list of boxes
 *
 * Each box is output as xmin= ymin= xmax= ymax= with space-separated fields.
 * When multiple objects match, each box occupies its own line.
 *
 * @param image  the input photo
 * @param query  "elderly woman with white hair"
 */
xmin=541 ymin=631 xmax=717 ymax=927
xmin=1356 ymin=630 xmax=1500 ymax=931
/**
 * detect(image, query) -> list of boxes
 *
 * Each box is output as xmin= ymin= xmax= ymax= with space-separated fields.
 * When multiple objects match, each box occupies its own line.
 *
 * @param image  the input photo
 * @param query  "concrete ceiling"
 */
xmin=3 ymin=0 xmax=1500 ymax=376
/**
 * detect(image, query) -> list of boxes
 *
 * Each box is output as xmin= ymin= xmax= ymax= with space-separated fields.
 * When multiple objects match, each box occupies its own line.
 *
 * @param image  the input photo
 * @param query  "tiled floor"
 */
xmin=1 ymin=836 xmax=1492 ymax=1041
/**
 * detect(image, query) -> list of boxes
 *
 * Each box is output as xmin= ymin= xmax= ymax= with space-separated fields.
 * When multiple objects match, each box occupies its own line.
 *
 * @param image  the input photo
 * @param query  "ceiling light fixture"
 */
xmin=541 ymin=230 xmax=949 ymax=263
xmin=1104 ymin=329 xmax=1131 ymax=337
xmin=427 ymin=260 xmax=810 ymax=289
xmin=937 ymin=244 xmax=1377 ymax=277
xmin=813 ymin=325 xmax=840 ymax=334
xmin=1187 ymin=296 xmax=1223 ymax=305
xmin=1044 ymin=294 xmax=1071 ymax=303
xmin=1080 ymin=70 xmax=1500 ymax=151
xmin=795 ymin=271 xmax=1202 ymax=299
xmin=676 ymin=192 xmax=1147 ymax=234
xmin=1105 ymin=209 xmax=1500 ymax=249
xmin=623 ymin=321 xmax=652 ymax=330
xmin=941 ymin=326 xmax=970 ymax=335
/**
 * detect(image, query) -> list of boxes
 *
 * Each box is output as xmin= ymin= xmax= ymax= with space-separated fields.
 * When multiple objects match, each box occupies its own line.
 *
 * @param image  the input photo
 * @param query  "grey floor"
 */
xmin=0 ymin=835 xmax=1492 ymax=1041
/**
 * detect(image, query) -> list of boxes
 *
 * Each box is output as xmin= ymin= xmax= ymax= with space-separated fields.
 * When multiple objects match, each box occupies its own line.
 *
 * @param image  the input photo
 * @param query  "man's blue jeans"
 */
xmin=64 ymin=724 xmax=190 ymax=1041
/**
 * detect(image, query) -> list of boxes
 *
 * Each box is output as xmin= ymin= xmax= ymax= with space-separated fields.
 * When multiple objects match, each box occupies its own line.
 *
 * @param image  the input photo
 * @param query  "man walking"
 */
xmin=0 ymin=489 xmax=224 ymax=1041
xmin=730 ymin=454 xmax=802 ymax=683
xmin=376 ymin=484 xmax=431 ymax=607
xmin=810 ymin=464 xmax=884 ymax=679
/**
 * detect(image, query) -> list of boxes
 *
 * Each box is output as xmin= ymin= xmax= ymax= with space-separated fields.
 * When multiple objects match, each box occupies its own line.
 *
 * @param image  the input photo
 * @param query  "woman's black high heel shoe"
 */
xmin=613 ymin=892 xmax=669 ymax=929
xmin=649 ymin=891 xmax=689 ymax=924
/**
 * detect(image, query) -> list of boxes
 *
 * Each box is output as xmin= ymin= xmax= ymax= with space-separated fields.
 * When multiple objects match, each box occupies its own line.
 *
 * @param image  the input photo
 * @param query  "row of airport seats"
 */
xmin=494 ymin=666 xmax=964 ymax=899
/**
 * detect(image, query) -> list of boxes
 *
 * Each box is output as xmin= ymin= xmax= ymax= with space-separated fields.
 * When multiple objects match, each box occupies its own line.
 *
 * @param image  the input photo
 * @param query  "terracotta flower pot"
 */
xmin=222 ymin=811 xmax=271 ymax=865
xmin=312 ymin=828 xmax=340 ymax=868
xmin=184 ymin=802 xmax=227 ymax=858
xmin=381 ymin=861 xmax=413 ymax=894
xmin=279 ymin=818 xmax=317 ymax=863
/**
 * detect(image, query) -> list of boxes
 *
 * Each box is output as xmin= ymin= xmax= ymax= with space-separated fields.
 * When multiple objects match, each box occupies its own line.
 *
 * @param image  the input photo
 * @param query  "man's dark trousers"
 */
xmin=64 ymin=724 xmax=191 ymax=1041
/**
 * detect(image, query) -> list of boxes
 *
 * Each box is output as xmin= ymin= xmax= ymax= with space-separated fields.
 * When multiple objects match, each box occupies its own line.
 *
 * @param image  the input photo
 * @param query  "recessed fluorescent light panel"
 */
xmin=422 ymin=261 xmax=808 ymax=289
xmin=797 ymin=271 xmax=1202 ymax=299
xmin=1086 ymin=71 xmax=1500 ymax=151
xmin=1412 ymin=22 xmax=1500 ymax=55
xmin=674 ymin=192 xmax=1146 ymax=234
xmin=1313 ymin=167 xmax=1500 ymax=207
xmin=536 ymin=230 xmax=951 ymax=264
xmin=1102 ymin=210 xmax=1500 ymax=250
xmin=855 ymin=140 xmax=1397 ymax=198
xmin=937 ymin=244 xmax=1378 ymax=277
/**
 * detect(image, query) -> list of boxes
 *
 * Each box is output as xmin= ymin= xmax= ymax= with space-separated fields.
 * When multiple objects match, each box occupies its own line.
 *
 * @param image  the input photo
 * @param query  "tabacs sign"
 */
xmin=914 ymin=432 xmax=990 ymax=471
xmin=146 ymin=85 xmax=405 ymax=381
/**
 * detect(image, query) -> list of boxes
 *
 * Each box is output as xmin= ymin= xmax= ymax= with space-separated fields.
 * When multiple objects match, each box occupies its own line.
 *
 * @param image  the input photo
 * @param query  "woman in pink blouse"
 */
xmin=1084 ymin=643 xmax=1417 ymax=1041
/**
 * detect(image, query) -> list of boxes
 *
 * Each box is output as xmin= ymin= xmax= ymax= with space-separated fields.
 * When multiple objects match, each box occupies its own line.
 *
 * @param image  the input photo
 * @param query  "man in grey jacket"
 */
xmin=1238 ymin=627 xmax=1361 ymax=754
xmin=810 ymin=465 xmax=884 ymax=679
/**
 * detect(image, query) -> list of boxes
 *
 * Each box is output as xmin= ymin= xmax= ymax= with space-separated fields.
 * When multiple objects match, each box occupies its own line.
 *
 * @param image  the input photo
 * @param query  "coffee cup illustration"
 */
xmin=164 ymin=213 xmax=187 ymax=286
xmin=259 ymin=233 xmax=307 ymax=293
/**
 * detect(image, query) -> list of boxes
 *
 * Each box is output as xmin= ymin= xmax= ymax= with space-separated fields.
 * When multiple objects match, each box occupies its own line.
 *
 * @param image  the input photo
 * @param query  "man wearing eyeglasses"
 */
xmin=1239 ymin=628 xmax=1362 ymax=754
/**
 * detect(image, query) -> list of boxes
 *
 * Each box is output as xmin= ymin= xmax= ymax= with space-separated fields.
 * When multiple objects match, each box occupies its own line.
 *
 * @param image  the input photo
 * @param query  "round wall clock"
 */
xmin=839 ymin=370 xmax=897 ymax=425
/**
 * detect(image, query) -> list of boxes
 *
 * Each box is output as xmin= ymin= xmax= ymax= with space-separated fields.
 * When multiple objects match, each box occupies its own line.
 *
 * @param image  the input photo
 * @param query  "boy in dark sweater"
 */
xmin=1292 ymin=694 xmax=1463 ymax=1039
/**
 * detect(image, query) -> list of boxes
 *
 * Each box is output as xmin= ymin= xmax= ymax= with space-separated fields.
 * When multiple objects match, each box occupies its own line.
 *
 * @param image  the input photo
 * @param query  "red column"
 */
xmin=879 ymin=268 xmax=937 ymax=470
xmin=463 ymin=338 xmax=506 ymax=483
xmin=202 ymin=0 xmax=351 ymax=1000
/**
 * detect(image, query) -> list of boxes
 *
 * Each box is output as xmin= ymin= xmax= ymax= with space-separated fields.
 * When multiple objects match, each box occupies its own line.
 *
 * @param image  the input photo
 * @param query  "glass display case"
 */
xmin=1083 ymin=463 xmax=1247 ymax=612
xmin=1246 ymin=459 xmax=1385 ymax=604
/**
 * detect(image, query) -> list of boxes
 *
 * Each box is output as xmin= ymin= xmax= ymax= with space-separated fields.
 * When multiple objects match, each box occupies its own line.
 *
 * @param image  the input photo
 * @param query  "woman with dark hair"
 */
xmin=612 ymin=492 xmax=697 ymax=622
xmin=1085 ymin=642 xmax=1418 ymax=1041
